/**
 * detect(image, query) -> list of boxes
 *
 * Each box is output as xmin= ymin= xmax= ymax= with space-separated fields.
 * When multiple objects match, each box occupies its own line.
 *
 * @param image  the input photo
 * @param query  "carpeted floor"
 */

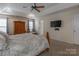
xmin=39 ymin=39 xmax=79 ymax=56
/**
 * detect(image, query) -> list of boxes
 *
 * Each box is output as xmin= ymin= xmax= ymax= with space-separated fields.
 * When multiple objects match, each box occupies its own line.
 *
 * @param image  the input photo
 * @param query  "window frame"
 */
xmin=28 ymin=19 xmax=35 ymax=32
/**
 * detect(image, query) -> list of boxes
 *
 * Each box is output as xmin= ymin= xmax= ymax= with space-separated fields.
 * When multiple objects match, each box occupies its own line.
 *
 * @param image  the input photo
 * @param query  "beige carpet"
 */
xmin=39 ymin=39 xmax=79 ymax=56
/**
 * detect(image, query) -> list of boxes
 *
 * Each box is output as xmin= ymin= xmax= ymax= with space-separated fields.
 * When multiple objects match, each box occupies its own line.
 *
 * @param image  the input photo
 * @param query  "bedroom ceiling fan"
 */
xmin=31 ymin=3 xmax=45 ymax=12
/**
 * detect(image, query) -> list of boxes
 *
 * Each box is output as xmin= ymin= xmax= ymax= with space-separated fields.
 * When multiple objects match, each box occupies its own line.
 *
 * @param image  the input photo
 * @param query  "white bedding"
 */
xmin=0 ymin=33 xmax=49 ymax=56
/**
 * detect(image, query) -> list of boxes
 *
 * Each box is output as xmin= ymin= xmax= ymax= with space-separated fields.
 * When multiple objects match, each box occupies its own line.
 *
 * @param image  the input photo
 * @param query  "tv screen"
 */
xmin=50 ymin=20 xmax=61 ymax=27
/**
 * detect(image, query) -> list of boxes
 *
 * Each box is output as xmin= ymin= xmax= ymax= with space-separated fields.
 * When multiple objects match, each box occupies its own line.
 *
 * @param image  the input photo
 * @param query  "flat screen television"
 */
xmin=50 ymin=20 xmax=61 ymax=27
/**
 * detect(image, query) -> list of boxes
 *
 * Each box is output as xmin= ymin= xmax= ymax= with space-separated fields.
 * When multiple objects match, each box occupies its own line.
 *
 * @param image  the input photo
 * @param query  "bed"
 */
xmin=0 ymin=32 xmax=49 ymax=56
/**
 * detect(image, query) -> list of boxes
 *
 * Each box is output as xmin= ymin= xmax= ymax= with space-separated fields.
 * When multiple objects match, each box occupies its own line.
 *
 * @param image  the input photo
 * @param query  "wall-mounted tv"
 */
xmin=50 ymin=20 xmax=62 ymax=27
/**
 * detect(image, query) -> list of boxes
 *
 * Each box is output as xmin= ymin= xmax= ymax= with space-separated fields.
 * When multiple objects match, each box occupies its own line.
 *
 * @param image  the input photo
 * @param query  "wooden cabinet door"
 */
xmin=14 ymin=21 xmax=26 ymax=34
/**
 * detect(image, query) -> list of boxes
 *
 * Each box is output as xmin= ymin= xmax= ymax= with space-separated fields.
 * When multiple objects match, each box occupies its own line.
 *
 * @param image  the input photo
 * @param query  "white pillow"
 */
xmin=0 ymin=31 xmax=9 ymax=40
xmin=0 ymin=31 xmax=9 ymax=50
xmin=0 ymin=37 xmax=6 ymax=50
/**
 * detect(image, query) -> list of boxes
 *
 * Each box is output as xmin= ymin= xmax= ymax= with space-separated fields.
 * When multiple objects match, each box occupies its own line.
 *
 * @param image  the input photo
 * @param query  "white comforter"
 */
xmin=0 ymin=33 xmax=49 ymax=56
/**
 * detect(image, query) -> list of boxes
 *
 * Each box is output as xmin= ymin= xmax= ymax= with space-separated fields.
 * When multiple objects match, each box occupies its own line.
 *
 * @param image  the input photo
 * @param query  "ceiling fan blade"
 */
xmin=36 ymin=6 xmax=45 ymax=8
xmin=34 ymin=8 xmax=40 ymax=12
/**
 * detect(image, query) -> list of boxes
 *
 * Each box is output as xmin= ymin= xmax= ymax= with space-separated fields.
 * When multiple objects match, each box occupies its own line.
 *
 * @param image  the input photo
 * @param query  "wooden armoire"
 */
xmin=14 ymin=21 xmax=26 ymax=34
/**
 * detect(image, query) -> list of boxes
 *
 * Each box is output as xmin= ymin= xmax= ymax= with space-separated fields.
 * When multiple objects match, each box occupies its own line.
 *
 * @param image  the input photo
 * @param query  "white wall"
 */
xmin=0 ymin=14 xmax=40 ymax=35
xmin=0 ymin=15 xmax=28 ymax=35
xmin=34 ymin=18 xmax=40 ymax=33
xmin=41 ymin=6 xmax=79 ymax=44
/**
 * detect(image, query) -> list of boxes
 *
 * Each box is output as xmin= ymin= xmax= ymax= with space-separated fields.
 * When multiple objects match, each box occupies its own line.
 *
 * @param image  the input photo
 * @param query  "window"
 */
xmin=0 ymin=18 xmax=7 ymax=33
xmin=28 ymin=19 xmax=35 ymax=32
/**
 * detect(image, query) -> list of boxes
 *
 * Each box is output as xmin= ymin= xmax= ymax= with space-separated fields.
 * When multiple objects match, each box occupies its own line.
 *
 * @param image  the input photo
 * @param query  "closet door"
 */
xmin=73 ymin=15 xmax=79 ymax=44
xmin=14 ymin=21 xmax=26 ymax=34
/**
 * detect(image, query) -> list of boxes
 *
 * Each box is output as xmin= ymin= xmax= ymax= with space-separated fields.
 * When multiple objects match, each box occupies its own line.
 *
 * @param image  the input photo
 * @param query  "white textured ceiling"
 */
xmin=0 ymin=3 xmax=57 ymax=17
xmin=0 ymin=3 xmax=78 ymax=18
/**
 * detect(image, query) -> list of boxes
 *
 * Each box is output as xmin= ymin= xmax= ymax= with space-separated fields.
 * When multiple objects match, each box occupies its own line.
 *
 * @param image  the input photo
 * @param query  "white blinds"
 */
xmin=0 ymin=18 xmax=7 ymax=33
xmin=29 ymin=20 xmax=33 ymax=32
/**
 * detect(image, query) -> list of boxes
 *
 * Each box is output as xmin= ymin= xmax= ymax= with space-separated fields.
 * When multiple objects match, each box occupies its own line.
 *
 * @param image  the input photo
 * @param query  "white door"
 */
xmin=73 ymin=14 xmax=79 ymax=44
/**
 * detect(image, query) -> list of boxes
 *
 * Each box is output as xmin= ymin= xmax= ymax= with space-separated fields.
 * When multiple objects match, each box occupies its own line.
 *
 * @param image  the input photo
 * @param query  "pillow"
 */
xmin=0 ymin=31 xmax=9 ymax=40
xmin=0 ymin=31 xmax=9 ymax=50
xmin=0 ymin=37 xmax=6 ymax=50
